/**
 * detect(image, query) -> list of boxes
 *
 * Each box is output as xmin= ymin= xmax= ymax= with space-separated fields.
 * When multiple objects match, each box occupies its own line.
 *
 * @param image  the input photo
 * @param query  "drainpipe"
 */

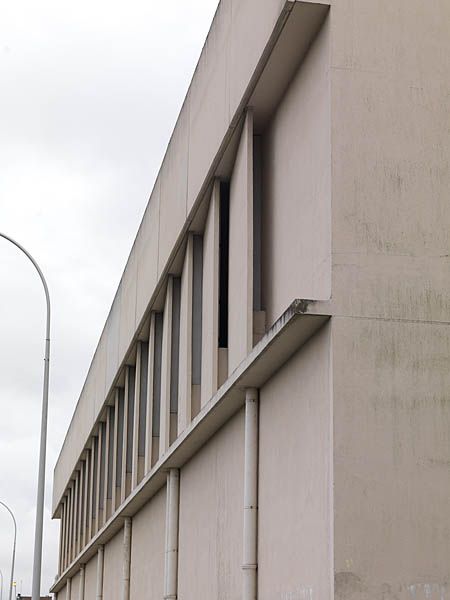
xmin=122 ymin=518 xmax=132 ymax=600
xmin=78 ymin=565 xmax=85 ymax=600
xmin=242 ymin=388 xmax=259 ymax=600
xmin=96 ymin=546 xmax=104 ymax=600
xmin=164 ymin=469 xmax=180 ymax=600
xmin=65 ymin=577 xmax=71 ymax=600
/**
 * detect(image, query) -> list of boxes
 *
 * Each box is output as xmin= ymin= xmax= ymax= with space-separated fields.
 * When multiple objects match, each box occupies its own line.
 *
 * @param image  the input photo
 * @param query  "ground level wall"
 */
xmin=54 ymin=317 xmax=450 ymax=600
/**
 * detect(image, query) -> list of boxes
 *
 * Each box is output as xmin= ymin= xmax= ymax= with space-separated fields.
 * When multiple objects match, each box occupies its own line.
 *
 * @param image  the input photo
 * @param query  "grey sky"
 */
xmin=0 ymin=0 xmax=218 ymax=594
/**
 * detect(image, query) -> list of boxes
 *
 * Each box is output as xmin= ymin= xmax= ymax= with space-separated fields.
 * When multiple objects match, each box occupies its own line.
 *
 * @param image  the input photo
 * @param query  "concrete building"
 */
xmin=50 ymin=1 xmax=450 ymax=599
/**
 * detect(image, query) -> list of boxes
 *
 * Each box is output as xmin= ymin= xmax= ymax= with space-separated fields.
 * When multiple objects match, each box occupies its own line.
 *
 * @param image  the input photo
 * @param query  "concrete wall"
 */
xmin=333 ymin=317 xmax=450 ymax=599
xmin=178 ymin=408 xmax=245 ymax=599
xmin=103 ymin=529 xmax=123 ymax=600
xmin=69 ymin=570 xmax=80 ymax=600
xmin=328 ymin=3 xmax=450 ymax=597
xmin=228 ymin=113 xmax=253 ymax=375
xmin=130 ymin=486 xmax=166 ymax=599
xmin=57 ymin=582 xmax=66 ymax=600
xmin=262 ymin=14 xmax=331 ymax=328
xmin=52 ymin=1 xmax=450 ymax=598
xmin=330 ymin=0 xmax=450 ymax=321
xmin=259 ymin=322 xmax=332 ymax=600
xmin=84 ymin=554 xmax=97 ymax=600
xmin=53 ymin=0 xmax=314 ymax=511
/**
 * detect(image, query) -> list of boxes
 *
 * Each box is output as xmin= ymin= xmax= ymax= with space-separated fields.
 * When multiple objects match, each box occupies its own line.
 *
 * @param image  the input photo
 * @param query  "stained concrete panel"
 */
xmin=331 ymin=0 xmax=450 ymax=75
xmin=105 ymin=290 xmax=121 ymax=394
xmin=57 ymin=583 xmax=66 ymax=600
xmin=158 ymin=106 xmax=189 ymax=276
xmin=228 ymin=113 xmax=253 ymax=375
xmin=52 ymin=0 xmax=336 ymax=515
xmin=229 ymin=0 xmax=285 ymax=116
xmin=262 ymin=16 xmax=331 ymax=329
xmin=93 ymin=334 xmax=107 ymax=417
xmin=200 ymin=184 xmax=220 ymax=406
xmin=118 ymin=247 xmax=137 ymax=363
xmin=69 ymin=570 xmax=80 ymax=600
xmin=333 ymin=316 xmax=450 ymax=599
xmin=258 ymin=322 xmax=332 ymax=600
xmin=330 ymin=60 xmax=450 ymax=322
xmin=178 ymin=408 xmax=244 ymax=600
xmin=130 ymin=486 xmax=166 ymax=599
xmin=103 ymin=528 xmax=123 ymax=600
xmin=84 ymin=553 xmax=97 ymax=600
xmin=135 ymin=178 xmax=160 ymax=328
xmin=187 ymin=0 xmax=231 ymax=211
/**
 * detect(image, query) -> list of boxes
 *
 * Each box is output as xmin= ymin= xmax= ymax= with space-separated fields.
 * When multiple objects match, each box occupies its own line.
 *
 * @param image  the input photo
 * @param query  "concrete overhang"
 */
xmin=50 ymin=299 xmax=330 ymax=593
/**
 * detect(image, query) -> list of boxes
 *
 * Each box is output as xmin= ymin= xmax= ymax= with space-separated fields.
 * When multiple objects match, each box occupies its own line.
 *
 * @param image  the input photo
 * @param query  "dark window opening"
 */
xmin=219 ymin=181 xmax=230 ymax=348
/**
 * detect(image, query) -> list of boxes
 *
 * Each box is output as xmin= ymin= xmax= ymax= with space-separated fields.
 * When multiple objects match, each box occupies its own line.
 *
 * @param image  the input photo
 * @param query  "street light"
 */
xmin=0 ymin=233 xmax=50 ymax=600
xmin=1 ymin=567 xmax=4 ymax=600
xmin=0 ymin=501 xmax=17 ymax=600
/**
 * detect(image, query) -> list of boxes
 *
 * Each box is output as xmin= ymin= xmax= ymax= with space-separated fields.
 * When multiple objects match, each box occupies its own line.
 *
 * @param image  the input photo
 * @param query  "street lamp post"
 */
xmin=0 ymin=501 xmax=17 ymax=600
xmin=0 ymin=233 xmax=50 ymax=600
xmin=1 ymin=567 xmax=4 ymax=600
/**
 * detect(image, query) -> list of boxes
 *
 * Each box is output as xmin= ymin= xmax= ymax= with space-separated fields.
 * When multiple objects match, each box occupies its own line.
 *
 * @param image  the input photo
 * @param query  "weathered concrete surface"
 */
xmin=83 ymin=554 xmax=97 ymax=600
xmin=130 ymin=486 xmax=166 ymax=599
xmin=259 ymin=323 xmax=332 ymax=600
xmin=333 ymin=317 xmax=450 ymax=599
xmin=102 ymin=529 xmax=122 ymax=600
xmin=228 ymin=111 xmax=253 ymax=375
xmin=178 ymin=408 xmax=244 ymax=599
xmin=262 ymin=14 xmax=331 ymax=328
xmin=53 ymin=0 xmax=331 ymax=512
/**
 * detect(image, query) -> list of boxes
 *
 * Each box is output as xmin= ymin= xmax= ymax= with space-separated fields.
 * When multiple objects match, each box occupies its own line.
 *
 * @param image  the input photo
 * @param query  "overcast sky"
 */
xmin=0 ymin=0 xmax=218 ymax=594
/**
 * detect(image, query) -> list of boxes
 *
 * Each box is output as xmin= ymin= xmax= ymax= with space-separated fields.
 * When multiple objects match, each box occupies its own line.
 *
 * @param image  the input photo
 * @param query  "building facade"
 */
xmin=51 ymin=1 xmax=450 ymax=599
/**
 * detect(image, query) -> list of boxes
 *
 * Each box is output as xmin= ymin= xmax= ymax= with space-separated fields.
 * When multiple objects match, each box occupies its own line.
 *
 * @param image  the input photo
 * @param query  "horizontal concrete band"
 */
xmin=51 ymin=300 xmax=330 ymax=593
xmin=53 ymin=0 xmax=330 ymax=513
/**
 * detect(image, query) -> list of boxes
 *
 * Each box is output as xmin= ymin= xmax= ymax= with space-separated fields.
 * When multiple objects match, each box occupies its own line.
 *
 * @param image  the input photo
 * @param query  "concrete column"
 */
xmin=96 ymin=546 xmax=104 ymax=600
xmin=103 ymin=410 xmax=112 ymax=522
xmin=145 ymin=313 xmax=156 ymax=473
xmin=200 ymin=181 xmax=220 ymax=408
xmin=66 ymin=577 xmax=71 ymax=600
xmin=68 ymin=484 xmax=74 ymax=564
xmin=132 ymin=342 xmax=142 ymax=489
xmin=160 ymin=278 xmax=174 ymax=456
xmin=122 ymin=517 xmax=132 ymax=600
xmin=178 ymin=236 xmax=193 ymax=435
xmin=77 ymin=467 xmax=84 ymax=555
xmin=89 ymin=438 xmax=96 ymax=540
xmin=112 ymin=389 xmax=120 ymax=511
xmin=59 ymin=500 xmax=66 ymax=574
xmin=164 ymin=469 xmax=180 ymax=600
xmin=242 ymin=388 xmax=259 ymax=600
xmin=78 ymin=565 xmax=85 ymax=600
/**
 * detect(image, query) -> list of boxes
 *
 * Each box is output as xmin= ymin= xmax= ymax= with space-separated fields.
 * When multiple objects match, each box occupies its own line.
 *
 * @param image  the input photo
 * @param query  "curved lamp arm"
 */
xmin=0 ymin=233 xmax=51 ymax=600
xmin=0 ymin=501 xmax=17 ymax=600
